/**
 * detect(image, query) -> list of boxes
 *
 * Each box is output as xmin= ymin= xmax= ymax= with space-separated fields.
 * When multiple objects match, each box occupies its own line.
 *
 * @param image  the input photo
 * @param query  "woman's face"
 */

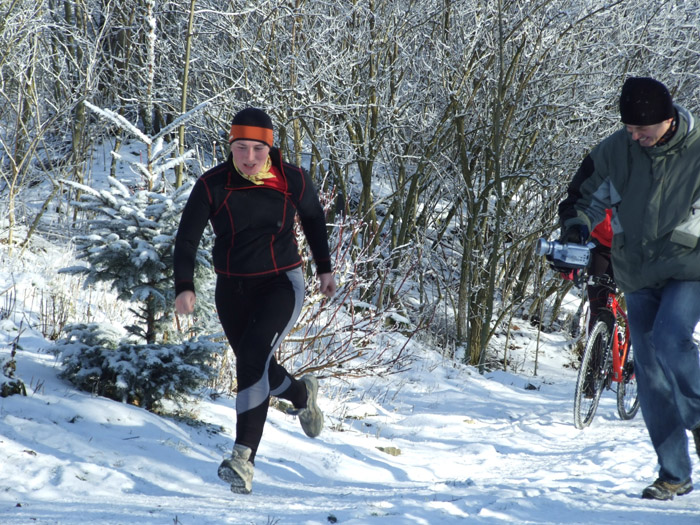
xmin=231 ymin=140 xmax=270 ymax=175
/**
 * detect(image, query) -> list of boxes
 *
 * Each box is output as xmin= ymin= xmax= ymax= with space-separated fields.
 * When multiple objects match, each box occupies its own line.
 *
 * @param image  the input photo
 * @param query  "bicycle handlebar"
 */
xmin=581 ymin=271 xmax=619 ymax=294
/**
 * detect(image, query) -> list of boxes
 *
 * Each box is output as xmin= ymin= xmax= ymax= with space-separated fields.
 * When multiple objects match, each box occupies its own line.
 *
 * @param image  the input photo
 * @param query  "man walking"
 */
xmin=558 ymin=76 xmax=700 ymax=500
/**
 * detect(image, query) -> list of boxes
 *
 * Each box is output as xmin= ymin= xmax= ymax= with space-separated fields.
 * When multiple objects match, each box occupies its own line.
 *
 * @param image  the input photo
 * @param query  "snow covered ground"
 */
xmin=1 ymin=246 xmax=700 ymax=524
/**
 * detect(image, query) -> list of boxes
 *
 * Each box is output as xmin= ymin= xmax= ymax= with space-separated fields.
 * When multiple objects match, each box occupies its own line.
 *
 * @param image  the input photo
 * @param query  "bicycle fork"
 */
xmin=611 ymin=327 xmax=628 ymax=383
xmin=607 ymin=297 xmax=630 ymax=384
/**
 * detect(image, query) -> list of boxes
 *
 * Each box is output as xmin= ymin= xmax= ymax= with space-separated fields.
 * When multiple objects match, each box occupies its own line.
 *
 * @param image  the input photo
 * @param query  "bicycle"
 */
xmin=573 ymin=272 xmax=639 ymax=429
xmin=535 ymin=237 xmax=640 ymax=429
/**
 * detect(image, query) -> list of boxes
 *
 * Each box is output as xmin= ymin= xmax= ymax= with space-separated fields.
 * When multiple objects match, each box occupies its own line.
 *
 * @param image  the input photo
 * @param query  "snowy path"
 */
xmin=1 ymin=335 xmax=699 ymax=524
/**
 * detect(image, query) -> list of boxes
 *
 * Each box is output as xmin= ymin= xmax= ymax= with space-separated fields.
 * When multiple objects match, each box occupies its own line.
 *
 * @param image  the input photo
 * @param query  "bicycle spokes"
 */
xmin=571 ymin=275 xmax=639 ymax=427
xmin=574 ymin=321 xmax=612 ymax=429
xmin=617 ymin=351 xmax=640 ymax=420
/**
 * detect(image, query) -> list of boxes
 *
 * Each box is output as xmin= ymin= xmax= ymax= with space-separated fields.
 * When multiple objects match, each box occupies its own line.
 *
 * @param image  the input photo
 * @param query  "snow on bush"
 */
xmin=54 ymin=322 xmax=224 ymax=410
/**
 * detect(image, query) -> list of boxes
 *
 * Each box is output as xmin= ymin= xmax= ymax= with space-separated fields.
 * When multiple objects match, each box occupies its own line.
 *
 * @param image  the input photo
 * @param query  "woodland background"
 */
xmin=2 ymin=0 xmax=700 ymax=375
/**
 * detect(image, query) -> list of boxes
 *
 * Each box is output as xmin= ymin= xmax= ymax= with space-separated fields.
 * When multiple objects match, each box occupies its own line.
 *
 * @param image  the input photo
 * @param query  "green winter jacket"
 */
xmin=559 ymin=105 xmax=700 ymax=293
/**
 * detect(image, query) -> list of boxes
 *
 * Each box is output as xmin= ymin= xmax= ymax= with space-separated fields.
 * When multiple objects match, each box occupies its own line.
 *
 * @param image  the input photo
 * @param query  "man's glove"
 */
xmin=559 ymin=224 xmax=588 ymax=244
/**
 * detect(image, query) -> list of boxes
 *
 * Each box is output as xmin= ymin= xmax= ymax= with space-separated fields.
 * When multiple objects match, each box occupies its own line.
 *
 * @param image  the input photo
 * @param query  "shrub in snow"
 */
xmin=53 ymin=101 xmax=224 ymax=409
xmin=1 ymin=329 xmax=27 ymax=398
xmin=55 ymin=322 xmax=224 ymax=410
xmin=278 ymin=208 xmax=418 ymax=380
xmin=54 ymin=177 xmax=222 ymax=409
xmin=1 ymin=359 xmax=27 ymax=398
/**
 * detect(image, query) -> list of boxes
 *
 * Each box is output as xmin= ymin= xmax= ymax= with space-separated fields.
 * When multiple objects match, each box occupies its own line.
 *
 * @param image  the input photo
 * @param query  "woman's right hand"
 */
xmin=175 ymin=290 xmax=196 ymax=315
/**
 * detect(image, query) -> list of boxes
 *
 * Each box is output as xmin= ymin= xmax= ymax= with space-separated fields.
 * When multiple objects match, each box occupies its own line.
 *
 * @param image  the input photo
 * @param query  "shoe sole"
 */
xmin=217 ymin=463 xmax=252 ymax=494
xmin=300 ymin=375 xmax=323 ymax=438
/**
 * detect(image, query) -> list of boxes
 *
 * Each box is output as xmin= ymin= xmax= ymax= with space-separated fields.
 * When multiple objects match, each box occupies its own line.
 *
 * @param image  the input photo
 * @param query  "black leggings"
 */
xmin=215 ymin=268 xmax=307 ymax=460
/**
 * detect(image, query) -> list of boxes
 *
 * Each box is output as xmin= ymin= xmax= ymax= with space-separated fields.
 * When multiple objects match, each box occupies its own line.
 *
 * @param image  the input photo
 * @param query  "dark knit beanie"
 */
xmin=619 ymin=77 xmax=674 ymax=125
xmin=228 ymin=107 xmax=274 ymax=147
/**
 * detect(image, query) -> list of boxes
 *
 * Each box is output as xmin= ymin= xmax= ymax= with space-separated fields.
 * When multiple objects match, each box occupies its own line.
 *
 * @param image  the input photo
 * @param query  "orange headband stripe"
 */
xmin=229 ymin=124 xmax=273 ymax=146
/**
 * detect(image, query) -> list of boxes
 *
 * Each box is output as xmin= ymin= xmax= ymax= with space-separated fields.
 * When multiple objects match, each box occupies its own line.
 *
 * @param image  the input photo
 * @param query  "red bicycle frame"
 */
xmin=606 ymin=291 xmax=630 ymax=383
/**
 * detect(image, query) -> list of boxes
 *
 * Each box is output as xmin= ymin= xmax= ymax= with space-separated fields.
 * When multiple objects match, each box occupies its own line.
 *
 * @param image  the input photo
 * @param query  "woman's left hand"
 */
xmin=318 ymin=272 xmax=336 ymax=298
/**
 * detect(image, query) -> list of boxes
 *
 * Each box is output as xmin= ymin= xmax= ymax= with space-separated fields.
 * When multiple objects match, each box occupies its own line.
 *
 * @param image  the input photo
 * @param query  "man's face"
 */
xmin=231 ymin=140 xmax=270 ymax=175
xmin=625 ymin=118 xmax=674 ymax=147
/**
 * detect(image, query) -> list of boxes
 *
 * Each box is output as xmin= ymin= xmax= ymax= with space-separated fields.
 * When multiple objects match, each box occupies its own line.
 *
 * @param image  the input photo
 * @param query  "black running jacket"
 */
xmin=174 ymin=148 xmax=332 ymax=296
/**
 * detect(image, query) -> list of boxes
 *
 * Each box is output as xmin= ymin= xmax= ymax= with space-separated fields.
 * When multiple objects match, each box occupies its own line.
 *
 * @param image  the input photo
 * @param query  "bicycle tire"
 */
xmin=570 ymin=298 xmax=590 ymax=360
xmin=616 ymin=341 xmax=640 ymax=420
xmin=573 ymin=320 xmax=612 ymax=429
xmin=570 ymin=294 xmax=589 ymax=339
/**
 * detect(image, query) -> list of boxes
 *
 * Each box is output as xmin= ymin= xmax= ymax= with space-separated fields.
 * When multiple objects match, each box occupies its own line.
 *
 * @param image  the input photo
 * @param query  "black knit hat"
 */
xmin=228 ymin=107 xmax=274 ymax=147
xmin=619 ymin=77 xmax=674 ymax=125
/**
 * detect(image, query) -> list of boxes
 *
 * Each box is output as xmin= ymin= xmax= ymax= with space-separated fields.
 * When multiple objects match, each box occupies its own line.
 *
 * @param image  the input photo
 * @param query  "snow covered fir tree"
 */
xmin=53 ymin=102 xmax=225 ymax=410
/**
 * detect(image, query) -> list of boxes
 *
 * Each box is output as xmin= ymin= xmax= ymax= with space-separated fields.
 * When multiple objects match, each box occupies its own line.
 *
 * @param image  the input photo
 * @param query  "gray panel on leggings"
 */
xmin=237 ymin=268 xmax=305 ymax=412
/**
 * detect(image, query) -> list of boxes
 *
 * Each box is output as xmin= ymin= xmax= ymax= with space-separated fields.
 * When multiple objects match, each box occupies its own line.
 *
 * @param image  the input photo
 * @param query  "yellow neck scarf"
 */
xmin=234 ymin=155 xmax=276 ymax=185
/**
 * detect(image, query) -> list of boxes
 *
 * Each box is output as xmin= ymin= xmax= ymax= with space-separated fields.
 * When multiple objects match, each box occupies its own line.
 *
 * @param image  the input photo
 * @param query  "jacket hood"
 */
xmin=650 ymin=104 xmax=696 ymax=157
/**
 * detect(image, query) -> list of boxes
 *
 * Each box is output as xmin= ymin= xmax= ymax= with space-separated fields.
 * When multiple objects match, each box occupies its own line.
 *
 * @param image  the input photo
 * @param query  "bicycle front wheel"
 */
xmin=569 ymin=296 xmax=590 ymax=360
xmin=573 ymin=320 xmax=612 ymax=429
xmin=616 ymin=342 xmax=640 ymax=420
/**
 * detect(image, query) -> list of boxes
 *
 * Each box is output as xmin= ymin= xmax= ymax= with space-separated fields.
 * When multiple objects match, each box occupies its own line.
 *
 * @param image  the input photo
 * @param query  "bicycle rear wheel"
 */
xmin=573 ymin=320 xmax=612 ymax=429
xmin=616 ymin=342 xmax=640 ymax=420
